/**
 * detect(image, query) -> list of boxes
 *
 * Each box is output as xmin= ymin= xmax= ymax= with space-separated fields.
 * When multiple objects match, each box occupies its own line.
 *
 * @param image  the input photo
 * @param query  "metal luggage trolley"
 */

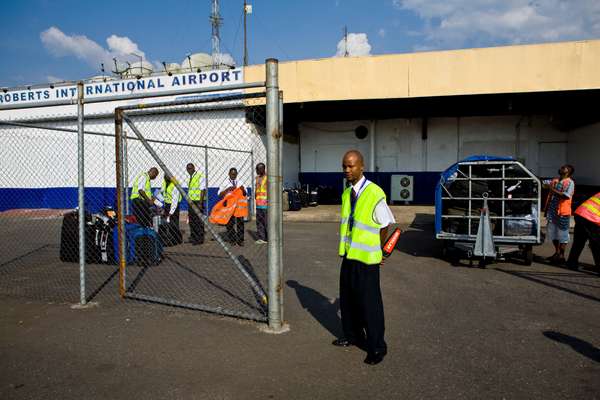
xmin=435 ymin=156 xmax=543 ymax=266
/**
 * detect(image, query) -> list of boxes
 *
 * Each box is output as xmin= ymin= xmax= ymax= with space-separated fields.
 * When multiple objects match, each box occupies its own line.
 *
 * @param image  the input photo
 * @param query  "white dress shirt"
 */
xmin=167 ymin=186 xmax=180 ymax=216
xmin=351 ymin=176 xmax=395 ymax=228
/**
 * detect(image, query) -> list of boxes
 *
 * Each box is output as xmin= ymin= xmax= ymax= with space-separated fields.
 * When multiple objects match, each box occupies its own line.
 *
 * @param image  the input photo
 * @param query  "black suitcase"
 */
xmin=287 ymin=189 xmax=302 ymax=211
xmin=59 ymin=211 xmax=98 ymax=263
xmin=159 ymin=222 xmax=183 ymax=247
xmin=135 ymin=235 xmax=162 ymax=266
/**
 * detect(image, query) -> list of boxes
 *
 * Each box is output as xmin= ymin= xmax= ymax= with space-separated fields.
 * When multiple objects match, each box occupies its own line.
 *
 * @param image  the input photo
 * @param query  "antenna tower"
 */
xmin=210 ymin=0 xmax=223 ymax=68
xmin=344 ymin=26 xmax=348 ymax=57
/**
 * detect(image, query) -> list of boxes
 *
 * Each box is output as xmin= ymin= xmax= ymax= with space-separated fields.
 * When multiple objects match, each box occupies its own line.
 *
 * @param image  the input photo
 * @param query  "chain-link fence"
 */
xmin=0 ymin=118 xmax=121 ymax=304
xmin=116 ymin=100 xmax=269 ymax=321
xmin=0 ymin=59 xmax=283 ymax=328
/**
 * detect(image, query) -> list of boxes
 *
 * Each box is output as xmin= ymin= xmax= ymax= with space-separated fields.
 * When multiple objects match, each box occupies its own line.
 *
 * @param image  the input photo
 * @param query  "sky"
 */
xmin=1 ymin=0 xmax=599 ymax=87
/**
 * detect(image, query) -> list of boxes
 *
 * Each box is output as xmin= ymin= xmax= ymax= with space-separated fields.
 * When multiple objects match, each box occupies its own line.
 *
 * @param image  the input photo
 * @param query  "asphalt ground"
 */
xmin=1 ymin=217 xmax=599 ymax=399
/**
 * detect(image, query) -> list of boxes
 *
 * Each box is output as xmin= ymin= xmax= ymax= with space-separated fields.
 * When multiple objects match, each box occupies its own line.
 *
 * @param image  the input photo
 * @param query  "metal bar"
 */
xmin=77 ymin=82 xmax=86 ymax=306
xmin=278 ymin=91 xmax=284 ymax=321
xmin=0 ymin=120 xmax=252 ymax=154
xmin=250 ymin=151 xmax=255 ymax=219
xmin=441 ymin=197 xmax=538 ymax=201
xmin=449 ymin=177 xmax=537 ymax=181
xmin=501 ymin=164 xmax=505 ymax=237
xmin=0 ymin=82 xmax=266 ymax=111
xmin=122 ymin=113 xmax=268 ymax=306
xmin=441 ymin=215 xmax=537 ymax=220
xmin=115 ymin=109 xmax=127 ymax=298
xmin=204 ymin=146 xmax=209 ymax=213
xmin=123 ymin=128 xmax=130 ymax=215
xmin=266 ymin=59 xmax=283 ymax=331
xmin=468 ymin=165 xmax=472 ymax=236
xmin=124 ymin=293 xmax=267 ymax=322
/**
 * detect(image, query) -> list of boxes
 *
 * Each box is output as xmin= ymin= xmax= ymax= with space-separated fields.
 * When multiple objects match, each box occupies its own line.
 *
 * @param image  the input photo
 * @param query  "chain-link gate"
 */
xmin=0 ymin=59 xmax=283 ymax=329
xmin=114 ymin=98 xmax=269 ymax=321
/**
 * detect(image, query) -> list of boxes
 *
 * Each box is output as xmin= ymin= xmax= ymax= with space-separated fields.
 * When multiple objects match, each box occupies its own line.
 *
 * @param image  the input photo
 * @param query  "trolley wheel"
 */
xmin=478 ymin=258 xmax=488 ymax=269
xmin=523 ymin=245 xmax=533 ymax=266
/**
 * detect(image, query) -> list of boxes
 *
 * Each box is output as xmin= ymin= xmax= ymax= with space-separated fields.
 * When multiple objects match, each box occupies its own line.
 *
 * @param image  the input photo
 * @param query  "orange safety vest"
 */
xmin=255 ymin=175 xmax=267 ymax=207
xmin=544 ymin=177 xmax=573 ymax=216
xmin=575 ymin=192 xmax=600 ymax=226
xmin=209 ymin=187 xmax=248 ymax=225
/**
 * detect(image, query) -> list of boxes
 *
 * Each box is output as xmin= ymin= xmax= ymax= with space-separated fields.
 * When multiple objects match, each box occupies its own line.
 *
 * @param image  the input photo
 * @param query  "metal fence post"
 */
xmin=204 ymin=146 xmax=209 ymax=213
xmin=266 ymin=59 xmax=284 ymax=332
xmin=123 ymin=129 xmax=130 ymax=215
xmin=77 ymin=82 xmax=86 ymax=305
xmin=278 ymin=91 xmax=284 ymax=318
xmin=115 ymin=108 xmax=127 ymax=298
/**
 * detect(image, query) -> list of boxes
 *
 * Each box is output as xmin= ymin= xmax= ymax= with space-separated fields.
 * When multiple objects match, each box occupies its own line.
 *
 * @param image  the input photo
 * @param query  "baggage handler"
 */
xmin=130 ymin=167 xmax=159 ymax=227
xmin=186 ymin=163 xmax=206 ymax=245
xmin=219 ymin=167 xmax=247 ymax=246
xmin=332 ymin=150 xmax=395 ymax=366
xmin=255 ymin=163 xmax=268 ymax=244
xmin=163 ymin=173 xmax=181 ymax=230
xmin=544 ymin=164 xmax=575 ymax=264
xmin=566 ymin=192 xmax=600 ymax=272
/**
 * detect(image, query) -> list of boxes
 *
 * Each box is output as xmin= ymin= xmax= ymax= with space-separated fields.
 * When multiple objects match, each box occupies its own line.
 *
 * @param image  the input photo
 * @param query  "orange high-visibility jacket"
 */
xmin=575 ymin=192 xmax=600 ymax=226
xmin=544 ymin=177 xmax=573 ymax=216
xmin=209 ymin=187 xmax=248 ymax=225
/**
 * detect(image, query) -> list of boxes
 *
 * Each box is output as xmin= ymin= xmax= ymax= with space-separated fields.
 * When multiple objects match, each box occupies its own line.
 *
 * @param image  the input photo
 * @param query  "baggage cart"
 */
xmin=435 ymin=156 xmax=543 ymax=266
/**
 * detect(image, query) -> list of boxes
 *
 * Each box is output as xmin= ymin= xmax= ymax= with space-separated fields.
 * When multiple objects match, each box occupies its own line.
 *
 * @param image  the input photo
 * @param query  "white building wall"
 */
xmin=568 ymin=122 xmax=600 ymax=185
xmin=299 ymin=116 xmax=572 ymax=175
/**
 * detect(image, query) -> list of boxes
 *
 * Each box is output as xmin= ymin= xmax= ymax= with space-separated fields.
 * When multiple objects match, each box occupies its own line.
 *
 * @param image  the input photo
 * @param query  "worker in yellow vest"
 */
xmin=255 ymin=163 xmax=268 ymax=244
xmin=130 ymin=167 xmax=159 ymax=227
xmin=186 ymin=163 xmax=206 ymax=245
xmin=332 ymin=150 xmax=395 ymax=366
xmin=566 ymin=192 xmax=600 ymax=271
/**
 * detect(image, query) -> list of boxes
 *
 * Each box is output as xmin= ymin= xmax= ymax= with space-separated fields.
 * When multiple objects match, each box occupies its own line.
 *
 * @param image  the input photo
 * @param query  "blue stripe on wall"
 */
xmin=299 ymin=172 xmax=441 ymax=205
xmin=0 ymin=187 xmax=252 ymax=213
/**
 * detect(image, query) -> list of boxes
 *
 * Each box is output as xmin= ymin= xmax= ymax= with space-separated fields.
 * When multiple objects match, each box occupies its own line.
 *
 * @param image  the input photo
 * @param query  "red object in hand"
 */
xmin=382 ymin=228 xmax=402 ymax=258
xmin=125 ymin=215 xmax=137 ymax=224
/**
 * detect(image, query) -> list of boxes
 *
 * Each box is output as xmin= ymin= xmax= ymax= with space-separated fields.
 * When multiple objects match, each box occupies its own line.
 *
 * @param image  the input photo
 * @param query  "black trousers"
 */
xmin=227 ymin=216 xmax=245 ymax=244
xmin=132 ymin=198 xmax=152 ymax=227
xmin=256 ymin=208 xmax=268 ymax=241
xmin=165 ymin=204 xmax=180 ymax=230
xmin=339 ymin=257 xmax=386 ymax=355
xmin=188 ymin=200 xmax=205 ymax=243
xmin=567 ymin=215 xmax=600 ymax=267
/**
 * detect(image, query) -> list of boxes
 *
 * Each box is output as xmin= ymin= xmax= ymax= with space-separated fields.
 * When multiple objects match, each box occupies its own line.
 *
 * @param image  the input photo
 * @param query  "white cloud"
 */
xmin=335 ymin=33 xmax=372 ymax=57
xmin=393 ymin=0 xmax=600 ymax=49
xmin=40 ymin=26 xmax=236 ymax=74
xmin=378 ymin=28 xmax=386 ymax=38
xmin=41 ymin=26 xmax=151 ymax=71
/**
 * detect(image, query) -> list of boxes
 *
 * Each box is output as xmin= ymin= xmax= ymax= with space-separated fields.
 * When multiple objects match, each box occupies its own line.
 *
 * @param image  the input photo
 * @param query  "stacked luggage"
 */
xmin=59 ymin=207 xmax=163 ymax=266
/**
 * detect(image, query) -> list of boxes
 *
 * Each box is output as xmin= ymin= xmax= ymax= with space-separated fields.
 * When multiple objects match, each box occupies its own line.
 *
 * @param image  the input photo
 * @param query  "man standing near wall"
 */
xmin=332 ymin=150 xmax=395 ymax=366
xmin=544 ymin=164 xmax=575 ymax=264
xmin=130 ymin=167 xmax=159 ymax=227
xmin=566 ymin=192 xmax=600 ymax=272
xmin=255 ymin=163 xmax=268 ymax=244
xmin=187 ymin=163 xmax=206 ymax=245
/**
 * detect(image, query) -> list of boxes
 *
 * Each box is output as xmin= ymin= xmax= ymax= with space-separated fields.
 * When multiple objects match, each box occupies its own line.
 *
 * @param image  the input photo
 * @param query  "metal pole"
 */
xmin=278 ymin=91 xmax=284 ymax=319
xmin=250 ymin=151 xmax=255 ymax=220
xmin=266 ymin=59 xmax=283 ymax=331
xmin=77 ymin=82 xmax=86 ymax=305
xmin=123 ymin=129 xmax=130 ymax=215
xmin=115 ymin=109 xmax=127 ymax=298
xmin=204 ymin=146 xmax=209 ymax=214
xmin=243 ymin=0 xmax=248 ymax=66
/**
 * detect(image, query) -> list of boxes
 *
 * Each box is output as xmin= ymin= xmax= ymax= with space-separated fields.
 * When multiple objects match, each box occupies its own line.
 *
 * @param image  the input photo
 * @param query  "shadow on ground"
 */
xmin=543 ymin=331 xmax=600 ymax=363
xmin=287 ymin=280 xmax=341 ymax=338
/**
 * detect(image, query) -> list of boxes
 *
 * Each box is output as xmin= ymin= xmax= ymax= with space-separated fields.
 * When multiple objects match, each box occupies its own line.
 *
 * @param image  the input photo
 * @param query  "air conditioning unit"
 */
xmin=391 ymin=175 xmax=414 ymax=203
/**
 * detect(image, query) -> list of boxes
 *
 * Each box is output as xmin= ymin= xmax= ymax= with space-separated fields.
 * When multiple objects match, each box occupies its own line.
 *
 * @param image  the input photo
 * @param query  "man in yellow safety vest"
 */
xmin=255 ymin=163 xmax=268 ymax=244
xmin=130 ymin=167 xmax=159 ymax=227
xmin=566 ymin=192 xmax=600 ymax=272
xmin=331 ymin=150 xmax=395 ymax=366
xmin=186 ymin=163 xmax=206 ymax=245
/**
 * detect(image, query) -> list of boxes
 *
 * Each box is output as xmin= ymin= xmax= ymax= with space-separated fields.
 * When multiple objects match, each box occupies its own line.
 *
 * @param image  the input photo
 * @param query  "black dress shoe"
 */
xmin=332 ymin=338 xmax=353 ymax=347
xmin=364 ymin=351 xmax=386 ymax=365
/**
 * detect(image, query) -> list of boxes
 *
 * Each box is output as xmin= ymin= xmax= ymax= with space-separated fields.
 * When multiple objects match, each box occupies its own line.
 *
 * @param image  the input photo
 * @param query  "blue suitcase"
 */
xmin=113 ymin=223 xmax=163 ymax=266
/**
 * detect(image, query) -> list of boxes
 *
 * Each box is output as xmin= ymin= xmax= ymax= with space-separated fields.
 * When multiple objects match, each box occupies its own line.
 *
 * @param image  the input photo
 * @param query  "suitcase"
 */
xmin=112 ymin=223 xmax=163 ymax=265
xmin=59 ymin=211 xmax=98 ymax=263
xmin=287 ymin=189 xmax=302 ymax=211
xmin=159 ymin=222 xmax=183 ymax=247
